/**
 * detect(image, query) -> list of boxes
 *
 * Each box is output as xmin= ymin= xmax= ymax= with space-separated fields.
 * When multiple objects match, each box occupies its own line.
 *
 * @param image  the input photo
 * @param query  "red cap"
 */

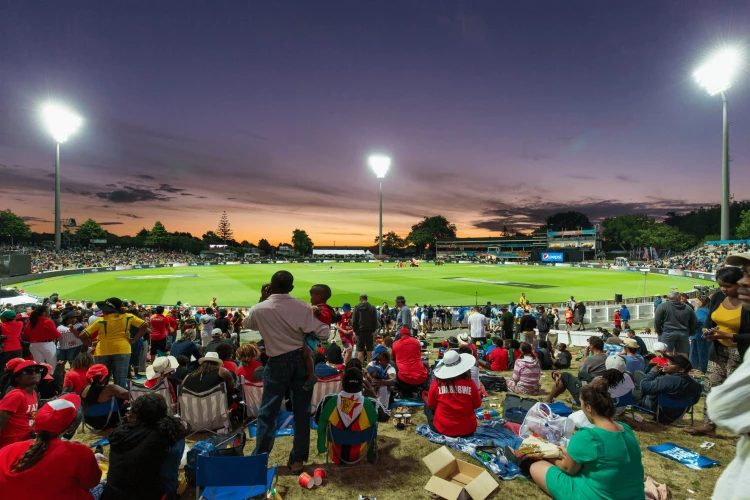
xmin=86 ymin=364 xmax=109 ymax=382
xmin=34 ymin=394 xmax=81 ymax=434
xmin=13 ymin=360 xmax=48 ymax=379
xmin=41 ymin=363 xmax=55 ymax=381
xmin=4 ymin=358 xmax=25 ymax=373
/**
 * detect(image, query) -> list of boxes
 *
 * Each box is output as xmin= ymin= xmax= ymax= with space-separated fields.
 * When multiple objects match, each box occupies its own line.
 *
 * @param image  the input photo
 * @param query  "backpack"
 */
xmin=536 ymin=314 xmax=550 ymax=333
xmin=185 ymin=436 xmax=217 ymax=484
xmin=479 ymin=372 xmax=506 ymax=392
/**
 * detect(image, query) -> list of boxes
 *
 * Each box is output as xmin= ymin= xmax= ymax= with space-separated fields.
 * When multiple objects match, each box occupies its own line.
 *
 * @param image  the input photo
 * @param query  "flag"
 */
xmin=652 ymin=247 xmax=659 ymax=260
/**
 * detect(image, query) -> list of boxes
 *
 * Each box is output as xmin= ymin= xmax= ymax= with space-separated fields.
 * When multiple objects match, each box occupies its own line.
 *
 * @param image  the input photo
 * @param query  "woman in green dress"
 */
xmin=529 ymin=378 xmax=645 ymax=499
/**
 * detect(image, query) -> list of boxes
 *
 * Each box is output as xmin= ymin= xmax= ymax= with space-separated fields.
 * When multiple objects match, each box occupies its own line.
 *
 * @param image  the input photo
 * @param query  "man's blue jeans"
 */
xmin=253 ymin=349 xmax=313 ymax=465
xmin=95 ymin=353 xmax=131 ymax=388
xmin=162 ymin=439 xmax=185 ymax=500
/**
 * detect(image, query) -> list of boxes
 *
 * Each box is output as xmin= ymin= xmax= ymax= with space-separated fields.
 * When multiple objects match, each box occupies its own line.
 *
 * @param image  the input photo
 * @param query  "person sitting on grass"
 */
xmin=544 ymin=337 xmax=608 ymax=404
xmin=0 ymin=361 xmax=46 ymax=449
xmin=102 ymin=392 xmax=188 ymax=500
xmin=649 ymin=341 xmax=670 ymax=368
xmin=182 ymin=352 xmax=235 ymax=393
xmin=553 ymin=344 xmax=572 ymax=369
xmin=391 ymin=328 xmax=428 ymax=397
xmin=601 ymin=356 xmax=635 ymax=414
xmin=313 ymin=352 xmax=339 ymax=378
xmin=316 ymin=368 xmax=378 ymax=465
xmin=424 ymin=350 xmax=482 ymax=437
xmin=80 ymin=364 xmax=129 ymax=431
xmin=62 ymin=351 xmax=94 ymax=395
xmin=506 ymin=342 xmax=541 ymax=395
xmin=0 ymin=394 xmax=102 ymax=497
xmin=215 ymin=343 xmax=237 ymax=374
xmin=235 ymin=344 xmax=262 ymax=382
xmin=478 ymin=337 xmax=509 ymax=371
xmin=458 ymin=346 xmax=481 ymax=390
xmin=619 ymin=338 xmax=645 ymax=373
xmin=168 ymin=329 xmax=201 ymax=370
xmin=527 ymin=378 xmax=645 ymax=500
xmin=536 ymin=341 xmax=554 ymax=370
xmin=507 ymin=339 xmax=521 ymax=370
xmin=366 ymin=345 xmax=397 ymax=409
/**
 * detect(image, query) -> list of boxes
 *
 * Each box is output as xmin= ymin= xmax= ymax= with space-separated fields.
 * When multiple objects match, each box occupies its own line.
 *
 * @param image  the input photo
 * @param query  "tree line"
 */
xmin=2 ymin=201 xmax=749 ymax=256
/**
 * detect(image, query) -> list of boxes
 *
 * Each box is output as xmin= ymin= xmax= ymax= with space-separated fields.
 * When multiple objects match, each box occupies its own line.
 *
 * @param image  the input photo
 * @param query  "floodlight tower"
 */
xmin=42 ymin=103 xmax=82 ymax=251
xmin=694 ymin=47 xmax=742 ymax=240
xmin=369 ymin=155 xmax=391 ymax=256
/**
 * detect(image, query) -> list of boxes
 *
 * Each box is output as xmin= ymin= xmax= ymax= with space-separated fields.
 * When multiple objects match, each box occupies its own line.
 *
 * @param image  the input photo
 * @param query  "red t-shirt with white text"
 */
xmin=150 ymin=314 xmax=169 ymax=341
xmin=392 ymin=336 xmax=428 ymax=386
xmin=0 ymin=389 xmax=38 ymax=448
xmin=426 ymin=378 xmax=481 ymax=436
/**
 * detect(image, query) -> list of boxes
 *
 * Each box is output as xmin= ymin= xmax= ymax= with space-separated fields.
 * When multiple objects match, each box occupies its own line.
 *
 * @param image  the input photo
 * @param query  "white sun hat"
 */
xmin=434 ymin=350 xmax=476 ymax=380
xmin=146 ymin=355 xmax=179 ymax=381
xmin=653 ymin=342 xmax=668 ymax=353
xmin=199 ymin=352 xmax=223 ymax=365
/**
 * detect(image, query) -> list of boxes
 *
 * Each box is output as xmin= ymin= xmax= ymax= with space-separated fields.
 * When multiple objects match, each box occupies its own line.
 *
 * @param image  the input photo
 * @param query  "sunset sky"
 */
xmin=1 ymin=1 xmax=749 ymax=246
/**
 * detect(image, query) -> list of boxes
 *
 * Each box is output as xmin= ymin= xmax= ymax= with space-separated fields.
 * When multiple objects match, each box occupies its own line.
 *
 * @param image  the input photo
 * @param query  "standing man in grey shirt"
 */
xmin=654 ymin=291 xmax=698 ymax=357
xmin=394 ymin=295 xmax=411 ymax=336
xmin=242 ymin=271 xmax=330 ymax=473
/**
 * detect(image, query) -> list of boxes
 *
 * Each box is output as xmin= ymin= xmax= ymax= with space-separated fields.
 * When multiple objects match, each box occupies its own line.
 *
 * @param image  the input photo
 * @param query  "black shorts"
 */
xmin=150 ymin=338 xmax=167 ymax=356
xmin=356 ymin=331 xmax=374 ymax=352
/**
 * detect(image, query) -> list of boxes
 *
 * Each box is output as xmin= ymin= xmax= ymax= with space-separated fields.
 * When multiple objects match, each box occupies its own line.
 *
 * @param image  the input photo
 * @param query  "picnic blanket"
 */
xmin=647 ymin=443 xmax=720 ymax=470
xmin=416 ymin=421 xmax=523 ymax=480
xmin=390 ymin=398 xmax=424 ymax=408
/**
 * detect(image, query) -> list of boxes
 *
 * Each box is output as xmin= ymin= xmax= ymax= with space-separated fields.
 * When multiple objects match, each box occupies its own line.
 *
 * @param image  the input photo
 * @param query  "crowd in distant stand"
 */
xmin=648 ymin=243 xmax=750 ymax=273
xmin=0 ymin=246 xmax=202 ymax=273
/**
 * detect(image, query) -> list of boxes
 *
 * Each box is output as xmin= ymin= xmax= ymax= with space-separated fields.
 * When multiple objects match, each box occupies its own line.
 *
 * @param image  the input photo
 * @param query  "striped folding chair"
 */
xmin=240 ymin=377 xmax=264 ymax=421
xmin=311 ymin=373 xmax=344 ymax=414
xmin=178 ymin=383 xmax=230 ymax=438
xmin=129 ymin=379 xmax=176 ymax=416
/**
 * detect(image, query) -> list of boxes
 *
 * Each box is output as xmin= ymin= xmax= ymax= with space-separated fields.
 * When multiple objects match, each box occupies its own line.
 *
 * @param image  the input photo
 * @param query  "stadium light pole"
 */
xmin=694 ymin=47 xmax=741 ymax=240
xmin=42 ymin=102 xmax=82 ymax=251
xmin=369 ymin=155 xmax=391 ymax=256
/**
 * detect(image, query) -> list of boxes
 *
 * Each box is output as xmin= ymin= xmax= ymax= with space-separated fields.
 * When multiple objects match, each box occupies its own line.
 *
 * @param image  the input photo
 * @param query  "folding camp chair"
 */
xmin=240 ymin=377 xmax=263 ymax=420
xmin=612 ymin=391 xmax=635 ymax=419
xmin=325 ymin=422 xmax=378 ymax=465
xmin=129 ymin=379 xmax=176 ymax=416
xmin=656 ymin=394 xmax=695 ymax=426
xmin=82 ymin=397 xmax=121 ymax=433
xmin=178 ymin=383 xmax=230 ymax=437
xmin=311 ymin=373 xmax=344 ymax=414
xmin=196 ymin=453 xmax=277 ymax=500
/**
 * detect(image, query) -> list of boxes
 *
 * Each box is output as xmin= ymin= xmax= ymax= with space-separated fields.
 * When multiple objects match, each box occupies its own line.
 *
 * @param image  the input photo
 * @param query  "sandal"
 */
xmin=683 ymin=426 xmax=716 ymax=437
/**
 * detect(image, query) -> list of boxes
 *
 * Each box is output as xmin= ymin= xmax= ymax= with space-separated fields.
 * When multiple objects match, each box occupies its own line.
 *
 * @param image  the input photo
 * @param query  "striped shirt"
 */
xmin=58 ymin=324 xmax=83 ymax=350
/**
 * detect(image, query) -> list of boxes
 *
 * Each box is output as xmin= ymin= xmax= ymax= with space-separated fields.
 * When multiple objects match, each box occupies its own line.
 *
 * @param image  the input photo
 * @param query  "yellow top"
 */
xmin=84 ymin=313 xmax=145 ymax=356
xmin=711 ymin=303 xmax=741 ymax=347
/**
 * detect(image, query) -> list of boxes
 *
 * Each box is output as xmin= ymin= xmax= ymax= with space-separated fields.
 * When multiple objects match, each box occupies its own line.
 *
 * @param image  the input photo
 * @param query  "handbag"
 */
xmin=213 ymin=428 xmax=247 ymax=457
xmin=519 ymin=402 xmax=573 ymax=446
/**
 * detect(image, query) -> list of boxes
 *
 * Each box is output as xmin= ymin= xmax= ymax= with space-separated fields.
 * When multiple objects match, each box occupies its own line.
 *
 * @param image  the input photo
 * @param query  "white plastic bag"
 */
xmin=519 ymin=402 xmax=573 ymax=446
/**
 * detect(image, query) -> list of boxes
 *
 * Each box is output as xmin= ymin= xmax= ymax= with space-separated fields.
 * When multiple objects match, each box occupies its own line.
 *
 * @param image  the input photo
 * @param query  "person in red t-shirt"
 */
xmin=425 ymin=350 xmax=482 ymax=437
xmin=478 ymin=337 xmax=509 ymax=371
xmin=215 ymin=343 xmax=237 ymax=374
xmin=0 ymin=361 xmax=46 ymax=449
xmin=23 ymin=306 xmax=62 ymax=366
xmin=236 ymin=344 xmax=262 ymax=382
xmin=0 ymin=310 xmax=24 ymax=369
xmin=144 ymin=355 xmax=178 ymax=408
xmin=0 ymin=393 xmax=101 ymax=499
xmin=334 ymin=303 xmax=355 ymax=364
xmin=149 ymin=306 xmax=174 ymax=357
xmin=62 ymin=352 xmax=94 ymax=395
xmin=613 ymin=310 xmax=621 ymax=329
xmin=391 ymin=330 xmax=428 ymax=394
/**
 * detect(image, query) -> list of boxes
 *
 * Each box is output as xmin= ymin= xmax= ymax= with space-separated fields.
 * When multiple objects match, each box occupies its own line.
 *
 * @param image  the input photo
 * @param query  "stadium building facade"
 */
xmin=436 ymin=229 xmax=603 ymax=263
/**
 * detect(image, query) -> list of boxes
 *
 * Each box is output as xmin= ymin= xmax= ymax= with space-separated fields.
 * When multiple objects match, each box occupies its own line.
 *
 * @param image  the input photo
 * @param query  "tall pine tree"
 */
xmin=216 ymin=211 xmax=233 ymax=243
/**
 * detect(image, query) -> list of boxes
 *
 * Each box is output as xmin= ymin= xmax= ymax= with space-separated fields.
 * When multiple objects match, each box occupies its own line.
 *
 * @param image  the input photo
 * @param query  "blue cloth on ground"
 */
xmin=546 ymin=402 xmax=573 ymax=417
xmin=247 ymin=411 xmax=295 ymax=438
xmin=416 ymin=421 xmax=523 ymax=480
xmin=647 ymin=443 xmax=720 ymax=470
xmin=390 ymin=398 xmax=424 ymax=408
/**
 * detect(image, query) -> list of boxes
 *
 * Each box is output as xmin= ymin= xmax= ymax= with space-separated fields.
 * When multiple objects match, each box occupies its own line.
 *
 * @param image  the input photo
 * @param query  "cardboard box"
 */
xmin=422 ymin=446 xmax=499 ymax=500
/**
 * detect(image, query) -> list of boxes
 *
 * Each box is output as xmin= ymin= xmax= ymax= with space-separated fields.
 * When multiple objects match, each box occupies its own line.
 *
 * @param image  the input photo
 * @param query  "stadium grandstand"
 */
xmin=436 ymin=229 xmax=604 ymax=263
xmin=312 ymin=246 xmax=374 ymax=258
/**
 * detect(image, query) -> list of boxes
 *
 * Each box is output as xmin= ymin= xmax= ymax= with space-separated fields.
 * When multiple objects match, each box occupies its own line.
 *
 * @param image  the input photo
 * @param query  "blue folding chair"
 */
xmin=656 ymin=394 xmax=695 ymax=426
xmin=325 ymin=423 xmax=378 ymax=465
xmin=82 ymin=397 xmax=121 ymax=433
xmin=196 ymin=453 xmax=276 ymax=500
xmin=612 ymin=391 xmax=635 ymax=419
